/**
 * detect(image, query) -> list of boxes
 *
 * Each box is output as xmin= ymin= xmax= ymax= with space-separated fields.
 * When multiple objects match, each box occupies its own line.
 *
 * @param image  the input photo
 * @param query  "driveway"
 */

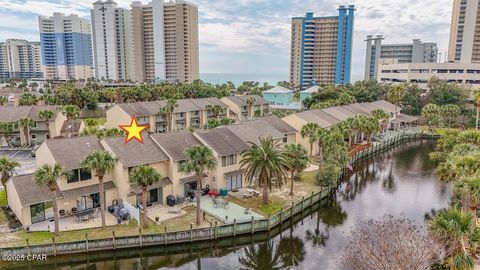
xmin=0 ymin=149 xmax=36 ymax=178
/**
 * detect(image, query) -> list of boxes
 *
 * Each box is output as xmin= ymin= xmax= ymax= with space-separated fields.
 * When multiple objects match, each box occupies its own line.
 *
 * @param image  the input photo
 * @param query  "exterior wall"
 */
xmin=377 ymin=62 xmax=480 ymax=89
xmin=6 ymin=179 xmax=27 ymax=226
xmin=38 ymin=13 xmax=94 ymax=80
xmin=282 ymin=114 xmax=319 ymax=155
xmin=262 ymin=92 xmax=294 ymax=106
xmin=448 ymin=0 xmax=480 ymax=63
xmin=290 ymin=6 xmax=355 ymax=88
xmin=105 ymin=105 xmax=134 ymax=129
xmin=220 ymin=98 xmax=241 ymax=121
xmin=0 ymin=39 xmax=43 ymax=80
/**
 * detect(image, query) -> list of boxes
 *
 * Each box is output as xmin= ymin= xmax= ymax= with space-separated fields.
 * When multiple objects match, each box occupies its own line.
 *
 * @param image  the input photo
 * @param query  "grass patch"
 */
xmin=299 ymin=170 xmax=317 ymax=185
xmin=228 ymin=195 xmax=286 ymax=217
xmin=6 ymin=205 xmax=221 ymax=247
xmin=0 ymin=190 xmax=7 ymax=206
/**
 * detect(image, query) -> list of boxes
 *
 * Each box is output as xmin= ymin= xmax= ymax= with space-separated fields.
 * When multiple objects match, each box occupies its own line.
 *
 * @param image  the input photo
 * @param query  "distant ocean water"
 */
xmin=200 ymin=73 xmax=288 ymax=86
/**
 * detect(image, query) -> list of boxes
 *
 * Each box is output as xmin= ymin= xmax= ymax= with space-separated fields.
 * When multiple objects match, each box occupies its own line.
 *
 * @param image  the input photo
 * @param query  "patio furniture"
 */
xmin=252 ymin=190 xmax=260 ymax=197
xmin=219 ymin=188 xmax=228 ymax=197
xmin=212 ymin=198 xmax=220 ymax=208
xmin=59 ymin=209 xmax=66 ymax=217
xmin=74 ymin=209 xmax=95 ymax=223
xmin=242 ymin=193 xmax=253 ymax=198
xmin=220 ymin=200 xmax=229 ymax=209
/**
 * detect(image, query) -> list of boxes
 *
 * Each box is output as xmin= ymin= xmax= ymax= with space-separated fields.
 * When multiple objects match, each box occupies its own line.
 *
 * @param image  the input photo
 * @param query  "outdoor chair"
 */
xmin=59 ymin=209 xmax=66 ymax=217
xmin=212 ymin=198 xmax=220 ymax=208
xmin=221 ymin=200 xmax=229 ymax=209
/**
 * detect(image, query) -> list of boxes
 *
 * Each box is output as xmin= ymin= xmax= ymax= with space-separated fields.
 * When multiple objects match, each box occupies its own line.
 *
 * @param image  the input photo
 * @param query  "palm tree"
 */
xmin=387 ymin=84 xmax=406 ymax=116
xmin=429 ymin=207 xmax=480 ymax=270
xmin=441 ymin=104 xmax=461 ymax=128
xmin=300 ymin=123 xmax=319 ymax=162
xmin=17 ymin=118 xmax=33 ymax=146
xmin=59 ymin=105 xmax=80 ymax=138
xmin=240 ymin=137 xmax=289 ymax=204
xmin=81 ymin=151 xmax=119 ymax=228
xmin=205 ymin=104 xmax=223 ymax=120
xmin=159 ymin=99 xmax=178 ymax=132
xmin=0 ymin=96 xmax=7 ymax=105
xmin=179 ymin=145 xmax=217 ymax=226
xmin=33 ymin=164 xmax=69 ymax=234
xmin=0 ymin=122 xmax=14 ymax=147
xmin=277 ymin=236 xmax=306 ymax=267
xmin=238 ymin=241 xmax=286 ymax=270
xmin=38 ymin=110 xmax=55 ymax=139
xmin=473 ymin=89 xmax=480 ymax=130
xmin=128 ymin=165 xmax=161 ymax=229
xmin=422 ymin=104 xmax=442 ymax=131
xmin=315 ymin=127 xmax=330 ymax=163
xmin=371 ymin=109 xmax=390 ymax=133
xmin=0 ymin=156 xmax=20 ymax=199
xmin=246 ymin=96 xmax=256 ymax=119
xmin=219 ymin=118 xmax=235 ymax=126
xmin=283 ymin=144 xmax=309 ymax=195
xmin=363 ymin=117 xmax=381 ymax=143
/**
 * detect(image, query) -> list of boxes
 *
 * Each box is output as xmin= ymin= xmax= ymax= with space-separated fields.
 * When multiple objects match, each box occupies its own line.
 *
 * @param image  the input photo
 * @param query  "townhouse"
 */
xmin=283 ymin=100 xmax=402 ymax=156
xmin=0 ymin=105 xmax=66 ymax=147
xmin=105 ymin=98 xmax=230 ymax=132
xmin=7 ymin=116 xmax=295 ymax=227
xmin=220 ymin=95 xmax=270 ymax=121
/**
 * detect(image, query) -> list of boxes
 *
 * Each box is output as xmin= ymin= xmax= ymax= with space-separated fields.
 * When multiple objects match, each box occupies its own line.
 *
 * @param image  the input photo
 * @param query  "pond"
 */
xmin=3 ymin=139 xmax=452 ymax=270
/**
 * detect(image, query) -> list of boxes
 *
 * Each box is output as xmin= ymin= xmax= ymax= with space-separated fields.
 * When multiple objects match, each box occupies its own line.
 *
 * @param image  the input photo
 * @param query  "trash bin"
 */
xmin=167 ymin=195 xmax=176 ymax=206
xmin=220 ymin=188 xmax=228 ymax=197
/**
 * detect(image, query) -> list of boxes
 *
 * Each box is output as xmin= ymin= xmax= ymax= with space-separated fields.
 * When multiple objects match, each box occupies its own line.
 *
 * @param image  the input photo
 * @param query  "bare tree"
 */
xmin=339 ymin=215 xmax=445 ymax=270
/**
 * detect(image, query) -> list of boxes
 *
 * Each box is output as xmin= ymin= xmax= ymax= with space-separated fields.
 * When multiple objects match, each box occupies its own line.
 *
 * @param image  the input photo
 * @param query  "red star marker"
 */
xmin=119 ymin=115 xmax=150 ymax=144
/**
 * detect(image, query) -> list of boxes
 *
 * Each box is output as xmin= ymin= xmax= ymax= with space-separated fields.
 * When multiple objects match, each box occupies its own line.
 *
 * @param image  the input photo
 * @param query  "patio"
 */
xmin=145 ymin=204 xmax=188 ymax=224
xmin=28 ymin=211 xmax=118 ymax=232
xmin=198 ymin=196 xmax=264 ymax=224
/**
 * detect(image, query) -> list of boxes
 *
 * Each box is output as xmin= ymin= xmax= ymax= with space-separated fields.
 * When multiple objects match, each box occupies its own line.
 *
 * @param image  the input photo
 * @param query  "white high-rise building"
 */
xmin=0 ymin=39 xmax=43 ymax=79
xmin=91 ymin=0 xmax=134 ymax=81
xmin=448 ymin=0 xmax=480 ymax=63
xmin=38 ymin=13 xmax=94 ymax=80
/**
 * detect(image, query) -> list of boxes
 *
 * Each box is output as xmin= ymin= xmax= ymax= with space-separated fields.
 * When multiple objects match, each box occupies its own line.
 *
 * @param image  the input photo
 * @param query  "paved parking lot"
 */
xmin=0 ymin=149 xmax=36 ymax=177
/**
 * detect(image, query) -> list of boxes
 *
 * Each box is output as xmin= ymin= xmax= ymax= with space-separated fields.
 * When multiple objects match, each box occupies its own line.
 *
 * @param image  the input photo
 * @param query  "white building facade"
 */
xmin=0 ymin=39 xmax=43 ymax=80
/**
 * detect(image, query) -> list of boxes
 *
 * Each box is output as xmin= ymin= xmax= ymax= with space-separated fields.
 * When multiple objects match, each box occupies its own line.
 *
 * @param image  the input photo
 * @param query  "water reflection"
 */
xmin=5 ymin=140 xmax=452 ymax=270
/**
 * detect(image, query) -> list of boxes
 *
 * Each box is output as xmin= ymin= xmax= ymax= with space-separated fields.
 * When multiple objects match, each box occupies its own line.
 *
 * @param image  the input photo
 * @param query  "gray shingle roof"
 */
xmin=261 ymin=116 xmax=297 ymax=134
xmin=189 ymin=97 xmax=228 ymax=110
xmin=369 ymin=100 xmax=397 ymax=113
xmin=62 ymin=181 xmax=116 ymax=199
xmin=223 ymin=95 xmax=269 ymax=106
xmin=343 ymin=103 xmax=372 ymax=116
xmin=226 ymin=118 xmax=286 ymax=144
xmin=10 ymin=174 xmax=63 ymax=207
xmin=321 ymin=106 xmax=357 ymax=121
xmin=44 ymin=135 xmax=103 ymax=170
xmin=293 ymin=110 xmax=338 ymax=128
xmin=0 ymin=105 xmax=60 ymax=122
xmin=195 ymin=127 xmax=249 ymax=156
xmin=115 ymin=98 xmax=210 ymax=117
xmin=150 ymin=130 xmax=203 ymax=161
xmin=102 ymin=133 xmax=169 ymax=168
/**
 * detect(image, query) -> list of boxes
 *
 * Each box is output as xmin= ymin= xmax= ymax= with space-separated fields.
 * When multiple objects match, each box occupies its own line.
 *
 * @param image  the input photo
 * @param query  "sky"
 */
xmin=0 ymin=0 xmax=454 ymax=82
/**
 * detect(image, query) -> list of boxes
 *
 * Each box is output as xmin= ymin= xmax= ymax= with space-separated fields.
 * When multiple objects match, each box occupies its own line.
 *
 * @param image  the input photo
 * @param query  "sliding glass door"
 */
xmin=76 ymin=193 xmax=100 ymax=211
xmin=30 ymin=201 xmax=54 ymax=223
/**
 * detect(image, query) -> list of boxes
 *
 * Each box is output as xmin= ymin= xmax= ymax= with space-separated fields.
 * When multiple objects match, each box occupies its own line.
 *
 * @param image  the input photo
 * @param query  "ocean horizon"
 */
xmin=200 ymin=73 xmax=288 ymax=86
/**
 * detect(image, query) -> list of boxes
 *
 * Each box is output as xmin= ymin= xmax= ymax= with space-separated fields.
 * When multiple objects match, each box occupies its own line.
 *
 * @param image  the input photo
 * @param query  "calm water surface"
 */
xmin=5 ymin=140 xmax=452 ymax=270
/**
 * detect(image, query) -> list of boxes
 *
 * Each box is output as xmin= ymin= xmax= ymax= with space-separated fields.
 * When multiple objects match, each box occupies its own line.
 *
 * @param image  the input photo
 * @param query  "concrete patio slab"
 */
xmin=28 ymin=211 xmax=118 ymax=232
xmin=197 ymin=196 xmax=264 ymax=224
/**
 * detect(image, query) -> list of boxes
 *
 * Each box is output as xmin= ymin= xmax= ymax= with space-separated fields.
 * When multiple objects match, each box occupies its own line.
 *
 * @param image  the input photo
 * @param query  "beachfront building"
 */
xmin=290 ymin=5 xmax=355 ymax=88
xmin=38 ymin=13 xmax=94 ymax=80
xmin=0 ymin=39 xmax=43 ymax=80
xmin=448 ymin=0 xmax=480 ymax=63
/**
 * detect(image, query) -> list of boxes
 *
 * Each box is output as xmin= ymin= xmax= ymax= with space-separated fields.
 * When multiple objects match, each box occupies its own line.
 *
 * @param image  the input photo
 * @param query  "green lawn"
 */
xmin=228 ymin=195 xmax=286 ymax=217
xmin=0 ymin=190 xmax=7 ymax=224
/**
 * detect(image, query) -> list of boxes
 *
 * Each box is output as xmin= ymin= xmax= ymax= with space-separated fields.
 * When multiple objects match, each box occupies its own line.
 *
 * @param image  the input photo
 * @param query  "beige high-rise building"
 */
xmin=448 ymin=0 xmax=480 ymax=63
xmin=131 ymin=0 xmax=199 ymax=83
xmin=0 ymin=39 xmax=43 ymax=79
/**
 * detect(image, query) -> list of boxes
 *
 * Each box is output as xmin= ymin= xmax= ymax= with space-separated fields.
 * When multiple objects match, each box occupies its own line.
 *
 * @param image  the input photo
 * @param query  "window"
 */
xmin=31 ymin=134 xmax=37 ymax=140
xmin=30 ymin=201 xmax=53 ymax=223
xmin=222 ymin=155 xmax=237 ymax=167
xmin=67 ymin=168 xmax=92 ymax=183
xmin=177 ymin=160 xmax=186 ymax=172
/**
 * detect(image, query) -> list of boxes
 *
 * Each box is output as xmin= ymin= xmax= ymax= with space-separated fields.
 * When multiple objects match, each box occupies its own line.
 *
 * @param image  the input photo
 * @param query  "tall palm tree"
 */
xmin=473 ymin=89 xmax=480 ymax=130
xmin=17 ymin=118 xmax=33 ymax=146
xmin=81 ymin=151 xmax=119 ymax=228
xmin=159 ymin=99 xmax=178 ymax=132
xmin=283 ymin=144 xmax=309 ymax=195
xmin=38 ymin=110 xmax=55 ymax=139
xmin=387 ymin=84 xmax=406 ymax=116
xmin=0 ymin=122 xmax=14 ymax=147
xmin=240 ymin=137 xmax=289 ymax=204
xmin=315 ymin=127 xmax=330 ymax=163
xmin=422 ymin=104 xmax=441 ymax=131
xmin=205 ymin=104 xmax=223 ymax=120
xmin=300 ymin=123 xmax=319 ymax=162
xmin=429 ymin=207 xmax=480 ymax=270
xmin=246 ymin=96 xmax=256 ymax=119
xmin=363 ymin=117 xmax=381 ymax=143
xmin=179 ymin=145 xmax=217 ymax=226
xmin=128 ymin=165 xmax=161 ymax=229
xmin=0 ymin=156 xmax=20 ymax=199
xmin=441 ymin=104 xmax=461 ymax=128
xmin=33 ymin=164 xmax=69 ymax=234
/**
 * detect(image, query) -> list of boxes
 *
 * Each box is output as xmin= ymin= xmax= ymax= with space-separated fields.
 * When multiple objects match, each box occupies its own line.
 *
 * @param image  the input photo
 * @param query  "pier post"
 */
xmin=190 ymin=224 xmax=193 ymax=242
xmin=112 ymin=231 xmax=116 ymax=250
xmin=85 ymin=233 xmax=89 ymax=252
xmin=233 ymin=219 xmax=237 ymax=236
xmin=279 ymin=207 xmax=283 ymax=224
xmin=164 ymin=227 xmax=167 ymax=245
xmin=139 ymin=228 xmax=143 ymax=247
xmin=251 ymin=216 xmax=255 ymax=234
xmin=52 ymin=237 xmax=56 ymax=256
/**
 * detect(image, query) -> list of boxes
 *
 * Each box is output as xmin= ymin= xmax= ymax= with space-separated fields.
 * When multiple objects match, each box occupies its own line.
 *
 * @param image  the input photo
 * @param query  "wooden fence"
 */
xmin=0 ymin=131 xmax=438 ymax=257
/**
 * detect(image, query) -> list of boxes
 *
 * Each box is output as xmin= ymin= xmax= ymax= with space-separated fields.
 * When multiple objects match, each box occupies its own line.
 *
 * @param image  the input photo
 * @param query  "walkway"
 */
xmin=197 ymin=196 xmax=264 ymax=224
xmin=28 ymin=211 xmax=117 ymax=232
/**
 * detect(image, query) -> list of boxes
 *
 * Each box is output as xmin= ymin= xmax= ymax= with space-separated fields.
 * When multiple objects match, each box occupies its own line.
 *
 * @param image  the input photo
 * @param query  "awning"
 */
xmin=61 ymin=181 xmax=117 ymax=199
xmin=180 ymin=173 xmax=207 ymax=184
xmin=224 ymin=169 xmax=245 ymax=178
xmin=130 ymin=177 xmax=172 ymax=194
